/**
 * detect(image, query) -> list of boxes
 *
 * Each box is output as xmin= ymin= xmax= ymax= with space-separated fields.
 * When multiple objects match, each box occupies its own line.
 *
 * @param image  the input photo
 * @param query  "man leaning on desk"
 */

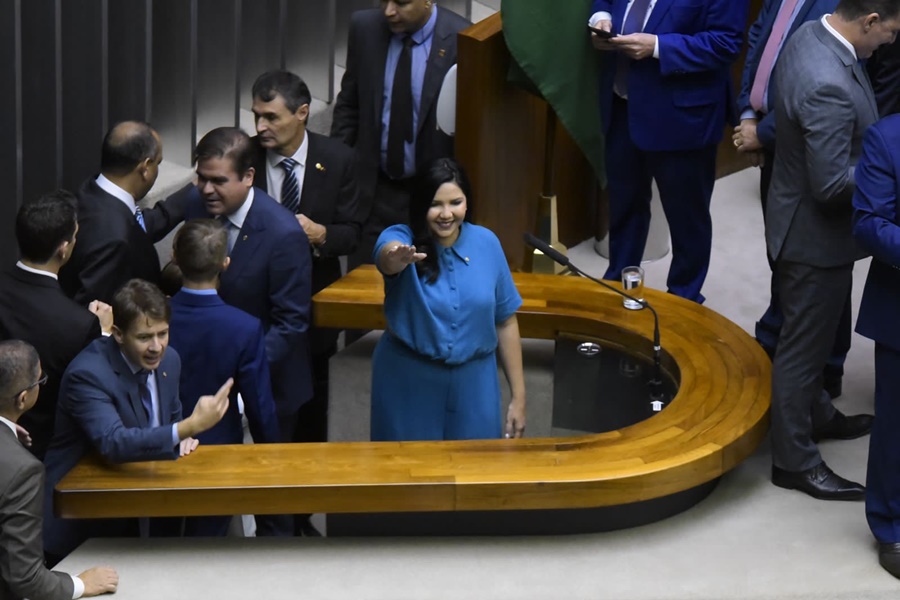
xmin=42 ymin=279 xmax=232 ymax=560
xmin=0 ymin=340 xmax=118 ymax=599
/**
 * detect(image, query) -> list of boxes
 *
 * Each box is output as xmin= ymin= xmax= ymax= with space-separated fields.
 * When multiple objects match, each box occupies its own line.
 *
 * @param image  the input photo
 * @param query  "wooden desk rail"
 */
xmin=55 ymin=267 xmax=770 ymax=519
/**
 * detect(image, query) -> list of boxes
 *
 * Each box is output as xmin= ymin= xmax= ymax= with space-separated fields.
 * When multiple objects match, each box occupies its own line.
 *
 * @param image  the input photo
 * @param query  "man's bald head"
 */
xmin=100 ymin=121 xmax=161 ymax=177
xmin=100 ymin=121 xmax=163 ymax=200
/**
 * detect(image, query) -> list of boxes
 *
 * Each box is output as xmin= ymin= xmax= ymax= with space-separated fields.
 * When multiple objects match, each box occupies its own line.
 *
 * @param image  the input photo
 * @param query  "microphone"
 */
xmin=523 ymin=233 xmax=664 ymax=395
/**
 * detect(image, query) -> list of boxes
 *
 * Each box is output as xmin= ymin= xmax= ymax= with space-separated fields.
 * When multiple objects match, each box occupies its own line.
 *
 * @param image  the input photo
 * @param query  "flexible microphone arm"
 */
xmin=523 ymin=233 xmax=662 ymax=384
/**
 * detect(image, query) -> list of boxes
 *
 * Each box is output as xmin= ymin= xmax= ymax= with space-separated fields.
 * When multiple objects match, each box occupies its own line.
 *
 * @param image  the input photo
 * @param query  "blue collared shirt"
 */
xmin=380 ymin=7 xmax=438 ymax=179
xmin=374 ymin=222 xmax=522 ymax=364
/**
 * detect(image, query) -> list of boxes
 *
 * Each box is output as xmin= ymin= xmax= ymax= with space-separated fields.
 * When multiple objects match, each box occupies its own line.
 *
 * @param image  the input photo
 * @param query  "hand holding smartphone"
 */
xmin=588 ymin=25 xmax=617 ymax=39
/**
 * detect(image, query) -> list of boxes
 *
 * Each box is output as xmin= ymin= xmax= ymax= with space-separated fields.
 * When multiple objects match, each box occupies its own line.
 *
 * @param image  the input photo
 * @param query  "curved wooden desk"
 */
xmin=55 ymin=267 xmax=770 ymax=524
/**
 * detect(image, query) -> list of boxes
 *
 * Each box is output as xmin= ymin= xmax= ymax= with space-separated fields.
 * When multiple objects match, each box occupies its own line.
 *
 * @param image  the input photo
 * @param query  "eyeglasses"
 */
xmin=12 ymin=373 xmax=48 ymax=398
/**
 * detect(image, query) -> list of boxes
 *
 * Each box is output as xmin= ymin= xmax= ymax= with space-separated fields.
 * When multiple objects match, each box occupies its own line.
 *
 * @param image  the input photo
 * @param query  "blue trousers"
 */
xmin=867 ymin=343 xmax=900 ymax=543
xmin=602 ymin=96 xmax=716 ymax=303
xmin=371 ymin=334 xmax=502 ymax=441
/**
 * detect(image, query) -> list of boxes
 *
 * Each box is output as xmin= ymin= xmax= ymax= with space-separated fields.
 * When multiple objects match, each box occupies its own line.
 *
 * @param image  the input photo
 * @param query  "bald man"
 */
xmin=59 ymin=121 xmax=190 ymax=305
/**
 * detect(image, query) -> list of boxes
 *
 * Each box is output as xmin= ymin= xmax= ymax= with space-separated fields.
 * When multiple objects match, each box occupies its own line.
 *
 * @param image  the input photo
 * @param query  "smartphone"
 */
xmin=588 ymin=25 xmax=617 ymax=39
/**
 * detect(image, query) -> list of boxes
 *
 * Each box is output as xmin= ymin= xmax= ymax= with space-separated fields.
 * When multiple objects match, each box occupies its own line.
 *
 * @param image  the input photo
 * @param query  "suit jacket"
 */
xmin=854 ymin=115 xmax=900 ymax=350
xmin=43 ymin=336 xmax=182 ymax=557
xmin=331 ymin=6 xmax=470 ymax=205
xmin=59 ymin=177 xmax=190 ymax=305
xmin=168 ymin=290 xmax=279 ymax=445
xmin=0 ymin=267 xmax=100 ymax=460
xmin=0 ymin=426 xmax=73 ymax=600
xmin=737 ymin=0 xmax=838 ymax=150
xmin=253 ymin=132 xmax=364 ymax=352
xmin=766 ymin=20 xmax=877 ymax=267
xmin=592 ymin=0 xmax=747 ymax=151
xmin=867 ymin=38 xmax=900 ymax=117
xmin=183 ymin=187 xmax=313 ymax=413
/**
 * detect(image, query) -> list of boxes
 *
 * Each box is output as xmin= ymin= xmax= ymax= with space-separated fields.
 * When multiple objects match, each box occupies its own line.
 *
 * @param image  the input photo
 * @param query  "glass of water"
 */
xmin=621 ymin=266 xmax=644 ymax=310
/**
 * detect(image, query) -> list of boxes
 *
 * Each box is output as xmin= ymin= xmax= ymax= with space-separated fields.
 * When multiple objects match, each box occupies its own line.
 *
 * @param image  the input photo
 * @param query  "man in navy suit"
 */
xmin=589 ymin=0 xmax=748 ymax=303
xmin=43 ymin=279 xmax=231 ymax=559
xmin=168 ymin=219 xmax=279 ymax=536
xmin=853 ymin=114 xmax=900 ymax=578
xmin=733 ymin=0 xmax=848 ymax=399
xmin=181 ymin=127 xmax=313 ymax=442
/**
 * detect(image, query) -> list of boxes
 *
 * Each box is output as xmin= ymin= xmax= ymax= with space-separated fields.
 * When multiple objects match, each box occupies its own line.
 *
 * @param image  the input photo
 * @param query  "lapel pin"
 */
xmin=316 ymin=163 xmax=326 ymax=172
xmin=162 ymin=371 xmax=167 ymax=378
xmin=242 ymin=234 xmax=248 ymax=241
xmin=438 ymin=48 xmax=446 ymax=58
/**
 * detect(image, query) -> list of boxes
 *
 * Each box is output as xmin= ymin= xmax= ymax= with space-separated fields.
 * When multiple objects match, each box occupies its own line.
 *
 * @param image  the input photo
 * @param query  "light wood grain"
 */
xmin=55 ymin=267 xmax=770 ymax=519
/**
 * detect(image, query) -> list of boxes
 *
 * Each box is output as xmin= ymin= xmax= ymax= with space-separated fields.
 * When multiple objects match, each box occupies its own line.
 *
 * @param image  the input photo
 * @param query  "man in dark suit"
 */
xmin=765 ymin=0 xmax=900 ymax=500
xmin=251 ymin=70 xmax=363 ymax=448
xmin=43 ymin=279 xmax=231 ymax=558
xmin=59 ymin=121 xmax=188 ymax=305
xmin=0 ymin=340 xmax=118 ymax=599
xmin=168 ymin=219 xmax=279 ymax=536
xmin=182 ymin=127 xmax=312 ymax=442
xmin=589 ymin=0 xmax=748 ymax=303
xmin=0 ymin=191 xmax=111 ymax=460
xmin=331 ymin=0 xmax=469 ymax=268
xmin=733 ymin=0 xmax=849 ymax=399
xmin=853 ymin=114 xmax=900 ymax=578
xmin=181 ymin=127 xmax=312 ymax=537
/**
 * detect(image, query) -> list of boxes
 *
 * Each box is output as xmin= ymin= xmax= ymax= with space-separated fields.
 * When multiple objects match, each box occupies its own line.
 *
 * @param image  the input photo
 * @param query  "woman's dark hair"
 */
xmin=410 ymin=158 xmax=472 ymax=283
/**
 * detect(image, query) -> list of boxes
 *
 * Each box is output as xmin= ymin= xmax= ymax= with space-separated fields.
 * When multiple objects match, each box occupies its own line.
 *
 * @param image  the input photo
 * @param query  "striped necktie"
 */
xmin=280 ymin=158 xmax=301 ymax=213
xmin=613 ymin=0 xmax=653 ymax=97
xmin=135 ymin=207 xmax=147 ymax=232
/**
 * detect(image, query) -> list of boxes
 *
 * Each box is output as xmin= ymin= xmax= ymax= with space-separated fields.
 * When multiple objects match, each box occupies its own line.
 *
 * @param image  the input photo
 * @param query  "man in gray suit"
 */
xmin=0 ymin=340 xmax=118 ymax=599
xmin=766 ymin=0 xmax=900 ymax=500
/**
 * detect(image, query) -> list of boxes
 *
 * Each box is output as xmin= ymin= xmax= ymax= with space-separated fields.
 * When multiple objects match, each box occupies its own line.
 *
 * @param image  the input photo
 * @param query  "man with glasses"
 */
xmin=0 ymin=339 xmax=119 ymax=599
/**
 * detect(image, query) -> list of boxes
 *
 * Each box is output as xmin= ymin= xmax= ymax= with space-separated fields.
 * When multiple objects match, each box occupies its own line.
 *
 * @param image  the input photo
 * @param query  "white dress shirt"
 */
xmin=96 ymin=174 xmax=138 ymax=215
xmin=265 ymin=133 xmax=308 ymax=207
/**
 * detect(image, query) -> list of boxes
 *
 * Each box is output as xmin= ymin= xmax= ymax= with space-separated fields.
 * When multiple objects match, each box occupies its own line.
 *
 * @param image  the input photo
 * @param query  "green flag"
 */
xmin=502 ymin=0 xmax=606 ymax=186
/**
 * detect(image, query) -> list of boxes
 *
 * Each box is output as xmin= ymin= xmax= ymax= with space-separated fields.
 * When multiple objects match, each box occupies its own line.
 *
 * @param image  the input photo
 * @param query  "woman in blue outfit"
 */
xmin=371 ymin=158 xmax=526 ymax=441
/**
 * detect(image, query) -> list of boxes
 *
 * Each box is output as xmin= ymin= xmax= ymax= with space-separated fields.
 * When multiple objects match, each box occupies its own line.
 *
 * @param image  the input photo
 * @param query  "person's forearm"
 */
xmin=496 ymin=315 xmax=526 ymax=402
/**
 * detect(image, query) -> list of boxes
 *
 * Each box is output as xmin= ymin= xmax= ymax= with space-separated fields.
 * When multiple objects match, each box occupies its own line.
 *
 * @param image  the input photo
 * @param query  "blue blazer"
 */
xmin=183 ymin=187 xmax=313 ymax=415
xmin=43 ymin=335 xmax=183 ymax=557
xmin=592 ymin=0 xmax=748 ymax=151
xmin=854 ymin=115 xmax=900 ymax=351
xmin=168 ymin=290 xmax=279 ymax=445
xmin=737 ymin=0 xmax=838 ymax=150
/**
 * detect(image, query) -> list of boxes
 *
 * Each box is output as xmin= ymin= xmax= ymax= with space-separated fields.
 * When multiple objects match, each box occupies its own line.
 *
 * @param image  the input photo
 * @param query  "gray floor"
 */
xmin=58 ymin=167 xmax=895 ymax=599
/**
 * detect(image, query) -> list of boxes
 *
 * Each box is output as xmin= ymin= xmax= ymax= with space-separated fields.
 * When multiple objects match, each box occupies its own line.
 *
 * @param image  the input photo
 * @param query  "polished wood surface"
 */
xmin=456 ymin=14 xmax=599 ymax=271
xmin=55 ymin=267 xmax=770 ymax=519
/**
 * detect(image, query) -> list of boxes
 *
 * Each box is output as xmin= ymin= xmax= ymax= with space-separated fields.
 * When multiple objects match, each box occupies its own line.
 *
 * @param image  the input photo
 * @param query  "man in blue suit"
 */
xmin=43 ymin=279 xmax=231 ymax=559
xmin=733 ymin=0 xmax=848 ymax=400
xmin=181 ymin=127 xmax=312 ymax=536
xmin=168 ymin=219 xmax=280 ymax=536
xmin=181 ymin=127 xmax=312 ymax=442
xmin=853 ymin=114 xmax=900 ymax=578
xmin=589 ymin=0 xmax=748 ymax=303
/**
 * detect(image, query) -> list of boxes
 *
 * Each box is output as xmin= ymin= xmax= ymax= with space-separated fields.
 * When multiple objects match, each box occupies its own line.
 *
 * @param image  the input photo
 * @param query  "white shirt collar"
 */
xmin=16 ymin=261 xmax=58 ymax=280
xmin=226 ymin=187 xmax=255 ymax=229
xmin=96 ymin=174 xmax=138 ymax=214
xmin=821 ymin=15 xmax=858 ymax=60
xmin=0 ymin=415 xmax=17 ymax=439
xmin=266 ymin=132 xmax=308 ymax=170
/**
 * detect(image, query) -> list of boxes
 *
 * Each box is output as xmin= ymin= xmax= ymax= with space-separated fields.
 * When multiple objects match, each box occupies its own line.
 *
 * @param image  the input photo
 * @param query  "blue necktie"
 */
xmin=280 ymin=158 xmax=301 ymax=213
xmin=135 ymin=207 xmax=147 ymax=232
xmin=614 ymin=0 xmax=653 ymax=97
xmin=137 ymin=370 xmax=153 ymax=423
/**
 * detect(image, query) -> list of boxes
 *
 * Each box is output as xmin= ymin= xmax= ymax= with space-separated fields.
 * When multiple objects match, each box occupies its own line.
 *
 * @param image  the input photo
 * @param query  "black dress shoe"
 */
xmin=812 ymin=411 xmax=874 ymax=442
xmin=879 ymin=543 xmax=900 ymax=579
xmin=771 ymin=462 xmax=865 ymax=500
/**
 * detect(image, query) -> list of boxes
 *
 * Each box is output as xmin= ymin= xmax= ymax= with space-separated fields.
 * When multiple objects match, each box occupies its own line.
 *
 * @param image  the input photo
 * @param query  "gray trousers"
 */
xmin=770 ymin=260 xmax=851 ymax=472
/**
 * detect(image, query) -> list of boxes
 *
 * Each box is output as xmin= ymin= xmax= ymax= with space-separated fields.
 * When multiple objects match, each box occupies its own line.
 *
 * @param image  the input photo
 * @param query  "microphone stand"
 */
xmin=523 ymin=233 xmax=664 ymax=396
